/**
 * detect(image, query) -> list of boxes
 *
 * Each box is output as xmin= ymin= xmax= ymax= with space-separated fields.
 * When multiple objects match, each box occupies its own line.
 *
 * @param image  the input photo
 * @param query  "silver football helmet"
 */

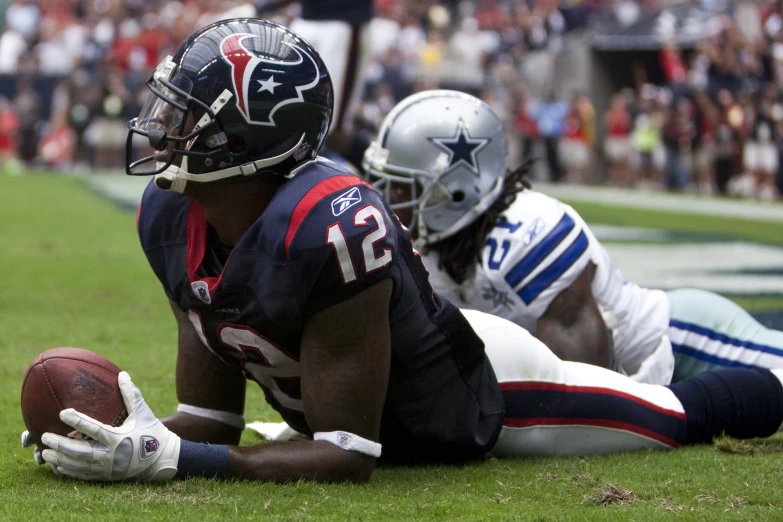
xmin=363 ymin=90 xmax=507 ymax=246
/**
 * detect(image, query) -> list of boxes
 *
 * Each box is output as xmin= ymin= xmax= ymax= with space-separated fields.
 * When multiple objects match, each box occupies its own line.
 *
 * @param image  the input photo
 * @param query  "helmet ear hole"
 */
xmin=452 ymin=190 xmax=465 ymax=203
xmin=227 ymin=135 xmax=246 ymax=154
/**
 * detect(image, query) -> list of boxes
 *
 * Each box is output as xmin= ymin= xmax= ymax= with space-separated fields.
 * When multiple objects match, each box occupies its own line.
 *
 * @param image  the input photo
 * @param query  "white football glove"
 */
xmin=40 ymin=371 xmax=181 ymax=481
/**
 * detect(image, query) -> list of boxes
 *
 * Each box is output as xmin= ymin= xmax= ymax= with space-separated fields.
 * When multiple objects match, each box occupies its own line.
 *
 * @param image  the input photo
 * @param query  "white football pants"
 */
xmin=667 ymin=289 xmax=783 ymax=382
xmin=462 ymin=310 xmax=690 ymax=456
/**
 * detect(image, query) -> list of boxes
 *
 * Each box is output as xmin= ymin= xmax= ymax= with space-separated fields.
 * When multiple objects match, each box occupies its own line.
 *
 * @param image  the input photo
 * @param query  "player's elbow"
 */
xmin=331 ymin=451 xmax=376 ymax=483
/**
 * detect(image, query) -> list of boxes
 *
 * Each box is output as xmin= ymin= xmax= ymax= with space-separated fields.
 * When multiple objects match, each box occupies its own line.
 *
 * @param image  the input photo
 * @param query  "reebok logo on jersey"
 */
xmin=523 ymin=217 xmax=546 ymax=246
xmin=139 ymin=436 xmax=159 ymax=459
xmin=331 ymin=187 xmax=362 ymax=216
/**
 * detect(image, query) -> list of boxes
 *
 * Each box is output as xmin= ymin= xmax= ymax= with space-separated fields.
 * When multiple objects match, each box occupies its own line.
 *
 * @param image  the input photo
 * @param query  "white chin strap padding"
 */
xmin=154 ymin=170 xmax=189 ymax=193
xmin=153 ymin=133 xmax=307 ymax=194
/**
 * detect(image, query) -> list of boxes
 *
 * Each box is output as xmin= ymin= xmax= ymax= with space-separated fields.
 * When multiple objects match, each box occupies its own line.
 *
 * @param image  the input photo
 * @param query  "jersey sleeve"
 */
xmin=487 ymin=195 xmax=592 ymax=321
xmin=137 ymin=179 xmax=187 ymax=302
xmin=286 ymin=184 xmax=399 ymax=319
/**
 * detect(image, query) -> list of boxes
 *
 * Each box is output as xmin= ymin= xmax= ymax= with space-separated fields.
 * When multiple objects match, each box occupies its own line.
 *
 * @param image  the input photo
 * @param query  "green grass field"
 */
xmin=2 ymin=175 xmax=783 ymax=521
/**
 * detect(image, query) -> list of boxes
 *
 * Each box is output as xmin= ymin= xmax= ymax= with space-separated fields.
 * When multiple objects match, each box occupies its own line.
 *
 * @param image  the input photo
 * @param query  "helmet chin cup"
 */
xmin=154 ymin=169 xmax=188 ymax=193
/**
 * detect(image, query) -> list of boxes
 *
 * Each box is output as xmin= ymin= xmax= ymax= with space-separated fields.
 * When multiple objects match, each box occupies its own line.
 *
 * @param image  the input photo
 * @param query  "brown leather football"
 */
xmin=21 ymin=347 xmax=127 ymax=448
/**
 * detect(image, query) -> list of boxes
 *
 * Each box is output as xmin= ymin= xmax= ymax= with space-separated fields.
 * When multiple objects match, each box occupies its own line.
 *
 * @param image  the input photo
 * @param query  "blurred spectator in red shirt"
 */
xmin=559 ymin=94 xmax=594 ymax=184
xmin=603 ymin=92 xmax=633 ymax=186
xmin=0 ymin=96 xmax=20 ymax=163
xmin=474 ymin=0 xmax=507 ymax=32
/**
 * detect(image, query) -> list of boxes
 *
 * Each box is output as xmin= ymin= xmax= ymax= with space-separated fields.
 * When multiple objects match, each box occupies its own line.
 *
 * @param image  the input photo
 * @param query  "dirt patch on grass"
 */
xmin=583 ymin=483 xmax=636 ymax=506
xmin=714 ymin=435 xmax=757 ymax=455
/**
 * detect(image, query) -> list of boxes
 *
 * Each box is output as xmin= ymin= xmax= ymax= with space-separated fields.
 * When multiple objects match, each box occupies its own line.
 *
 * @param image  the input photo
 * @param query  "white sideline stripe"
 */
xmin=87 ymin=174 xmax=783 ymax=222
xmin=536 ymin=181 xmax=783 ymax=223
xmin=604 ymin=242 xmax=783 ymax=295
xmin=88 ymin=175 xmax=149 ymax=209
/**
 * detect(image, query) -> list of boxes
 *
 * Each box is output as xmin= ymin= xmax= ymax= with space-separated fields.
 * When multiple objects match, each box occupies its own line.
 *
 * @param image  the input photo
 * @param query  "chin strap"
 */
xmin=154 ymin=133 xmax=306 ymax=193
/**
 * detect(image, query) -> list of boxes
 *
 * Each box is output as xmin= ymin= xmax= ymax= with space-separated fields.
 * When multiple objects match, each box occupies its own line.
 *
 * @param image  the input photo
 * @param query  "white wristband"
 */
xmin=313 ymin=431 xmax=382 ymax=458
xmin=177 ymin=404 xmax=246 ymax=430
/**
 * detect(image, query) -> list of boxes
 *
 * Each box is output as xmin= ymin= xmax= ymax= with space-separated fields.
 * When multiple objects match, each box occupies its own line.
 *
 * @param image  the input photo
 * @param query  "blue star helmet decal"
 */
xmin=428 ymin=118 xmax=490 ymax=175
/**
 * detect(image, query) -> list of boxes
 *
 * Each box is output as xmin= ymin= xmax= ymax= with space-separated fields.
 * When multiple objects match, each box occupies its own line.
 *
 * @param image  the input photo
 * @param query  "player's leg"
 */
xmin=288 ymin=18 xmax=369 ymax=134
xmin=667 ymin=288 xmax=783 ymax=381
xmin=462 ymin=309 xmax=783 ymax=457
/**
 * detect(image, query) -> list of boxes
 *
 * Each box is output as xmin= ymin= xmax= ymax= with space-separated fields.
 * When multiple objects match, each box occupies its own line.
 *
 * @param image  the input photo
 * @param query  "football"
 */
xmin=20 ymin=347 xmax=127 ymax=448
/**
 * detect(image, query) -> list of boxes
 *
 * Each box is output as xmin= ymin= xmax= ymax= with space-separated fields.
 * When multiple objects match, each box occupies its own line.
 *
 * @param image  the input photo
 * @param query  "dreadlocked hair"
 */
xmin=425 ymin=159 xmax=534 ymax=285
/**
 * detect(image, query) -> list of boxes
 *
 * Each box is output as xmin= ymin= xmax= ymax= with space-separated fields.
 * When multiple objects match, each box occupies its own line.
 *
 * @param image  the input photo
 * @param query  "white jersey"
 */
xmin=423 ymin=190 xmax=673 ymax=383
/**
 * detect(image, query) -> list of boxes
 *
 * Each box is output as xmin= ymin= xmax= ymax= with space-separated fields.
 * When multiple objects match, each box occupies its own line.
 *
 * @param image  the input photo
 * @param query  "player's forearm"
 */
xmin=162 ymin=412 xmax=242 ymax=445
xmin=225 ymin=440 xmax=375 ymax=483
xmin=539 ymin=321 xmax=612 ymax=368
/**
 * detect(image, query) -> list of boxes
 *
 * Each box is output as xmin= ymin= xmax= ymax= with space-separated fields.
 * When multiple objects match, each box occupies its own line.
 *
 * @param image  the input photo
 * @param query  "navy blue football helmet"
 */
xmin=126 ymin=18 xmax=333 ymax=192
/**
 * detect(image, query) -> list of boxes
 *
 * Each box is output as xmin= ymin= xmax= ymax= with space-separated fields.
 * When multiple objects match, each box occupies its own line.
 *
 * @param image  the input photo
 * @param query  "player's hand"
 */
xmin=21 ymin=430 xmax=45 ymax=465
xmin=39 ymin=371 xmax=181 ymax=481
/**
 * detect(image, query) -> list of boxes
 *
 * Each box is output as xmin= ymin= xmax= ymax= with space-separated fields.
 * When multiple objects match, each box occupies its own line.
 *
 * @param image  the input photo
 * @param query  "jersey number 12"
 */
xmin=326 ymin=205 xmax=392 ymax=283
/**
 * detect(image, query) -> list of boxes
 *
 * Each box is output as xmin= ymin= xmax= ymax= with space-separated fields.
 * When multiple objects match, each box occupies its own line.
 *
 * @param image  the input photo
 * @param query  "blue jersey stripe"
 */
xmin=669 ymin=319 xmax=783 ymax=358
xmin=518 ymin=230 xmax=589 ymax=305
xmin=671 ymin=343 xmax=759 ymax=369
xmin=505 ymin=213 xmax=575 ymax=288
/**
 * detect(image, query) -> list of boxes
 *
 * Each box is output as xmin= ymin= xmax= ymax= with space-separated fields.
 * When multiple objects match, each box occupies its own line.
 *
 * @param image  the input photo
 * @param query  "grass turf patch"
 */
xmin=2 ymin=175 xmax=783 ymax=521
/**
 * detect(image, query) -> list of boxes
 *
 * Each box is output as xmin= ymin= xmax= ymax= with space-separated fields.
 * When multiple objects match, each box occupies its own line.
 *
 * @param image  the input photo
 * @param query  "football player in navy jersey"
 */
xmin=29 ymin=20 xmax=783 ymax=483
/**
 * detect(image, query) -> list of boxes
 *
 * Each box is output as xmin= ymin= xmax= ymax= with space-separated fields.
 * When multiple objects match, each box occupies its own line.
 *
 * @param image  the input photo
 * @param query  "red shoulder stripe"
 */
xmin=284 ymin=175 xmax=370 ymax=259
xmin=136 ymin=200 xmax=143 ymax=235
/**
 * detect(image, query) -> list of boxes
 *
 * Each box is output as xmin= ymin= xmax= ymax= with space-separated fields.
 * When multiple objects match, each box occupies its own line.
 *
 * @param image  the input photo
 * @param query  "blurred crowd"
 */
xmin=0 ymin=0 xmax=781 ymax=201
xmin=592 ymin=4 xmax=783 ymax=200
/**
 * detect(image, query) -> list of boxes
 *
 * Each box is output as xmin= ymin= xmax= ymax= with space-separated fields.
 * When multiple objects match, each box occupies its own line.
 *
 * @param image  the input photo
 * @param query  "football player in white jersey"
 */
xmin=363 ymin=89 xmax=783 ymax=386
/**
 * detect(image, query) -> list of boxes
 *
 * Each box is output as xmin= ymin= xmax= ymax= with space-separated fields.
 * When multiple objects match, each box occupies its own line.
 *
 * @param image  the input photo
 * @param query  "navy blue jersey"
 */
xmin=138 ymin=159 xmax=504 ymax=463
xmin=300 ymin=0 xmax=372 ymax=25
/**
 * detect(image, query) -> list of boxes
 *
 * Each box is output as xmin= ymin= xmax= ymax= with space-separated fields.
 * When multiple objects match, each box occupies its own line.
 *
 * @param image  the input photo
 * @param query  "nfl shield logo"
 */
xmin=293 ymin=143 xmax=310 ymax=161
xmin=337 ymin=432 xmax=352 ymax=447
xmin=140 ymin=436 xmax=159 ymax=459
xmin=191 ymin=281 xmax=211 ymax=304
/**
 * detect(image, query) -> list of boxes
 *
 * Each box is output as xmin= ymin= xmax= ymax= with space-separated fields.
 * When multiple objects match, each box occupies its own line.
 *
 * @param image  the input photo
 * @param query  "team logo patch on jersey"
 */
xmin=191 ymin=281 xmax=211 ymax=304
xmin=219 ymin=34 xmax=320 ymax=126
xmin=331 ymin=187 xmax=362 ymax=216
xmin=481 ymin=283 xmax=514 ymax=310
xmin=140 ymin=436 xmax=159 ymax=459
xmin=337 ymin=432 xmax=352 ymax=447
